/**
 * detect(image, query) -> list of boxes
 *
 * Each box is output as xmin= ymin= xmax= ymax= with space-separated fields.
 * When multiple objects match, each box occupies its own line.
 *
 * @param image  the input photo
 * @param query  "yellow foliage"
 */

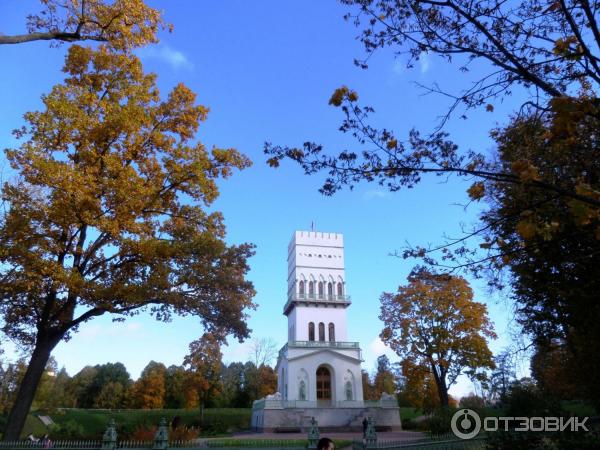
xmin=329 ymin=86 xmax=349 ymax=107
xmin=511 ymin=160 xmax=540 ymax=182
xmin=26 ymin=0 xmax=168 ymax=51
xmin=467 ymin=182 xmax=485 ymax=201
xmin=0 ymin=44 xmax=255 ymax=361
xmin=380 ymin=268 xmax=496 ymax=407
xmin=329 ymin=86 xmax=358 ymax=106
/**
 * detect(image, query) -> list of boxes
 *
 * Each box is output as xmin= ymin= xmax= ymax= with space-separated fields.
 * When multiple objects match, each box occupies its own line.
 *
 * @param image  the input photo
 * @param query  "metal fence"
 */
xmin=0 ymin=418 xmax=311 ymax=450
xmin=352 ymin=433 xmax=488 ymax=450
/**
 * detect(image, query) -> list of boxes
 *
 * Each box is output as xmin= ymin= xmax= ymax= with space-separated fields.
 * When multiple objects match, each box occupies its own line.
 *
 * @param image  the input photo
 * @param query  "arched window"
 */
xmin=327 ymin=282 xmax=333 ymax=298
xmin=308 ymin=322 xmax=315 ymax=341
xmin=299 ymin=280 xmax=305 ymax=297
xmin=337 ymin=282 xmax=343 ymax=298
xmin=328 ymin=323 xmax=335 ymax=341
xmin=318 ymin=322 xmax=325 ymax=341
xmin=318 ymin=281 xmax=324 ymax=298
xmin=308 ymin=281 xmax=314 ymax=298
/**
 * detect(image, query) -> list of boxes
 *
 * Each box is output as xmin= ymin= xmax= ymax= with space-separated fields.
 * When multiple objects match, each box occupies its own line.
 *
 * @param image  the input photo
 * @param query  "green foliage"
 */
xmin=561 ymin=401 xmax=597 ymax=418
xmin=501 ymin=378 xmax=560 ymax=417
xmin=425 ymin=408 xmax=453 ymax=436
xmin=49 ymin=419 xmax=85 ymax=439
xmin=46 ymin=408 xmax=251 ymax=439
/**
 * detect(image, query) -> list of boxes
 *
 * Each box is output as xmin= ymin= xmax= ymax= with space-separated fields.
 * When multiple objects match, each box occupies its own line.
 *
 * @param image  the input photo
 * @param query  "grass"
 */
xmin=561 ymin=400 xmax=597 ymax=417
xmin=23 ymin=408 xmax=252 ymax=440
xmin=399 ymin=407 xmax=423 ymax=421
xmin=20 ymin=413 xmax=49 ymax=438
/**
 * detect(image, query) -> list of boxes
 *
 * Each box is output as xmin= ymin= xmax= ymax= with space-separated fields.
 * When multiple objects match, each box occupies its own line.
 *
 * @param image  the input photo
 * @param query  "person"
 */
xmin=316 ymin=437 xmax=334 ymax=450
xmin=362 ymin=417 xmax=368 ymax=438
xmin=41 ymin=434 xmax=52 ymax=449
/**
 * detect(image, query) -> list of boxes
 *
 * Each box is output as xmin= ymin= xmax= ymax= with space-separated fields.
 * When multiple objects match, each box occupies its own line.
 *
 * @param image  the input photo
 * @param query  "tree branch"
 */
xmin=0 ymin=32 xmax=107 ymax=45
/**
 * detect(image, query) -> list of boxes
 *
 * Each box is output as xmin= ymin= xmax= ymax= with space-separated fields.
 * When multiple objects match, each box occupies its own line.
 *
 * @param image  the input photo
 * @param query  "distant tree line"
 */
xmin=0 ymin=357 xmax=277 ymax=413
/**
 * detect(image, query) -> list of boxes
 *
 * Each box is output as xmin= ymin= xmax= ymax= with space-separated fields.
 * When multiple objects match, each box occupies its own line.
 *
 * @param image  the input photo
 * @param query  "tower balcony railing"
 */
xmin=283 ymin=293 xmax=351 ymax=314
xmin=278 ymin=341 xmax=363 ymax=363
xmin=288 ymin=340 xmax=360 ymax=349
xmin=293 ymin=293 xmax=350 ymax=301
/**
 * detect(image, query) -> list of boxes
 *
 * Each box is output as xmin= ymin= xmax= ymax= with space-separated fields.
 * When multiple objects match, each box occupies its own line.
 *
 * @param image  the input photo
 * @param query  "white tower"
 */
xmin=276 ymin=230 xmax=364 ymax=406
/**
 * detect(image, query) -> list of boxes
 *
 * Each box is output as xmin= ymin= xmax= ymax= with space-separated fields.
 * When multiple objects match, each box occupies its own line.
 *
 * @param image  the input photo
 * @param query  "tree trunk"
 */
xmin=2 ymin=336 xmax=58 ymax=441
xmin=430 ymin=363 xmax=449 ymax=408
xmin=200 ymin=398 xmax=205 ymax=423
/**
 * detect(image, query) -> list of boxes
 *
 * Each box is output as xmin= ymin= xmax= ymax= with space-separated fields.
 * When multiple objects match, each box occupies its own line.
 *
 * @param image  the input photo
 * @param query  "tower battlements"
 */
xmin=288 ymin=230 xmax=345 ymax=273
xmin=288 ymin=230 xmax=344 ymax=253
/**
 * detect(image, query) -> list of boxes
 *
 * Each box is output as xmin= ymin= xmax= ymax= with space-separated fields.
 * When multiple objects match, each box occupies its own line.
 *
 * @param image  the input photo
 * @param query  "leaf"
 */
xmin=329 ymin=86 xmax=349 ymax=107
xmin=467 ymin=182 xmax=485 ymax=200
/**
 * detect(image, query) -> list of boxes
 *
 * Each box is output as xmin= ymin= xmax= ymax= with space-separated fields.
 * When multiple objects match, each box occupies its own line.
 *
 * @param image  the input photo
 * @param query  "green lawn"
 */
xmin=399 ymin=407 xmax=422 ymax=421
xmin=23 ymin=408 xmax=252 ymax=440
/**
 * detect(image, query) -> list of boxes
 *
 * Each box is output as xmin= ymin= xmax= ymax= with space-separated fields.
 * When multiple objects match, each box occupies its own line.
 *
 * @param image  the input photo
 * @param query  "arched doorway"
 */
xmin=316 ymin=366 xmax=332 ymax=406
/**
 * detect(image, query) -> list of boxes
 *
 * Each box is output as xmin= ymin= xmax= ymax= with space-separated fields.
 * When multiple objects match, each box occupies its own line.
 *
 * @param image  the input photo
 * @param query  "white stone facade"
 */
xmin=277 ymin=231 xmax=363 ymax=405
xmin=252 ymin=230 xmax=401 ymax=431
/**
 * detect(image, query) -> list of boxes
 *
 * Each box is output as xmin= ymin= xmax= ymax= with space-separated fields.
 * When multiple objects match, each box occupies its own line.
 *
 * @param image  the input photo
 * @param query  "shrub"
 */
xmin=130 ymin=424 xmax=156 ymax=441
xmin=459 ymin=394 xmax=486 ymax=410
xmin=170 ymin=426 xmax=200 ymax=441
xmin=426 ymin=408 xmax=453 ymax=436
xmin=48 ymin=420 xmax=85 ymax=439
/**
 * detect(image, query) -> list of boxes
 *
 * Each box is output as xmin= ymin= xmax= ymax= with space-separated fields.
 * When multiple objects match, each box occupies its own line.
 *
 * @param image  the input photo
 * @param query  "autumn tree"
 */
xmin=373 ymin=355 xmax=396 ymax=397
xmin=400 ymin=359 xmax=440 ymax=412
xmin=380 ymin=267 xmax=496 ymax=407
xmin=0 ymin=0 xmax=166 ymax=50
xmin=184 ymin=333 xmax=223 ymax=419
xmin=244 ymin=363 xmax=278 ymax=402
xmin=361 ymin=370 xmax=376 ymax=401
xmin=478 ymin=112 xmax=600 ymax=406
xmin=130 ymin=361 xmax=167 ymax=409
xmin=0 ymin=45 xmax=254 ymax=439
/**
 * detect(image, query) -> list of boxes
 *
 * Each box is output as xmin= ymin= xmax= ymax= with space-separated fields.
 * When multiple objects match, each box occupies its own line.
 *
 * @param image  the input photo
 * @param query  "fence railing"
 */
xmin=0 ymin=417 xmax=320 ymax=450
xmin=0 ymin=442 xmax=103 ymax=449
xmin=352 ymin=433 xmax=488 ymax=450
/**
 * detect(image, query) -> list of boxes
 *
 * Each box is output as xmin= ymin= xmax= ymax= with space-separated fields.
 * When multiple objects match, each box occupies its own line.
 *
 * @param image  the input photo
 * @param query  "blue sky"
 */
xmin=0 ymin=1 xmax=528 ymax=397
